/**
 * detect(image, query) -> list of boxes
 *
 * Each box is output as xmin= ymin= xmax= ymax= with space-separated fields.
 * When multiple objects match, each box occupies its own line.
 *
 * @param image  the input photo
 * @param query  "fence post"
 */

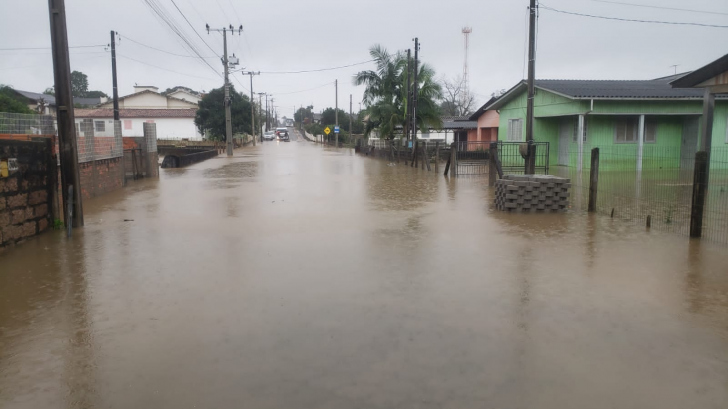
xmin=690 ymin=151 xmax=708 ymax=238
xmin=434 ymin=141 xmax=440 ymax=172
xmin=489 ymin=142 xmax=498 ymax=186
xmin=588 ymin=147 xmax=599 ymax=212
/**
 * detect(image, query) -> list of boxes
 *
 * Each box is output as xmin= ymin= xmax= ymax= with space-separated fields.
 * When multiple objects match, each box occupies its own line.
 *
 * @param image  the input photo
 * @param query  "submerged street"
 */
xmin=1 ymin=134 xmax=727 ymax=408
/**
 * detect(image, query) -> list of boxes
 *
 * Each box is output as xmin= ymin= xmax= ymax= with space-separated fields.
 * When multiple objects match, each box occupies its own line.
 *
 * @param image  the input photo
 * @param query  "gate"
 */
xmin=497 ymin=141 xmax=550 ymax=175
xmin=455 ymin=141 xmax=490 ymax=175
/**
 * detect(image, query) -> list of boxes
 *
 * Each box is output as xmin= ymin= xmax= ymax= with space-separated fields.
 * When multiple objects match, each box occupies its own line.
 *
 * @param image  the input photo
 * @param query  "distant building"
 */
xmin=7 ymin=89 xmax=108 ymax=115
xmin=98 ymin=85 xmax=198 ymax=110
xmin=74 ymin=108 xmax=201 ymax=140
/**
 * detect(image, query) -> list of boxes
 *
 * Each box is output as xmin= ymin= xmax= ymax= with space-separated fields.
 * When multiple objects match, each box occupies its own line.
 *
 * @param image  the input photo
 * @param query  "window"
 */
xmin=645 ymin=120 xmax=657 ymax=143
xmin=615 ymin=118 xmax=638 ymax=143
xmin=95 ymin=120 xmax=105 ymax=132
xmin=572 ymin=118 xmax=588 ymax=143
xmin=124 ymin=120 xmax=133 ymax=130
xmin=508 ymin=119 xmax=523 ymax=141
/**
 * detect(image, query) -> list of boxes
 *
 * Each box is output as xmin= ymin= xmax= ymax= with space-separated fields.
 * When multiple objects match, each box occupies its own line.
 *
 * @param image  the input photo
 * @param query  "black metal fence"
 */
xmin=496 ymin=141 xmax=550 ymax=175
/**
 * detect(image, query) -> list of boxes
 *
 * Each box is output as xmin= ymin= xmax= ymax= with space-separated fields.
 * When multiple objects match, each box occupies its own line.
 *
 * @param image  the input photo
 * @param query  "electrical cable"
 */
xmin=0 ymin=44 xmax=106 ymax=51
xmin=260 ymin=60 xmax=375 ymax=74
xmin=540 ymin=4 xmax=728 ymax=28
xmin=586 ymin=0 xmax=728 ymax=16
xmin=168 ymin=0 xmax=220 ymax=56
xmin=118 ymin=34 xmax=215 ymax=58
xmin=117 ymin=53 xmax=219 ymax=80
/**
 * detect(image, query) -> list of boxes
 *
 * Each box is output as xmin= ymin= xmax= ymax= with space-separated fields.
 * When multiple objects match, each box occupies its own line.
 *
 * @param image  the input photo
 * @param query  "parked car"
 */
xmin=276 ymin=127 xmax=289 ymax=141
xmin=263 ymin=131 xmax=275 ymax=141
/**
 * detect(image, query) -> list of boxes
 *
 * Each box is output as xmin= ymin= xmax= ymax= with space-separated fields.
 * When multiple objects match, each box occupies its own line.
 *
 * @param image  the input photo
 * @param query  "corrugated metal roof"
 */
xmin=15 ymin=90 xmax=56 ymax=105
xmin=535 ymin=77 xmax=706 ymax=99
xmin=74 ymin=108 xmax=197 ymax=118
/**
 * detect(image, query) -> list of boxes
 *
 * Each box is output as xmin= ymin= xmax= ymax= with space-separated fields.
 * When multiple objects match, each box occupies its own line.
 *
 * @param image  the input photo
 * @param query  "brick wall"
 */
xmin=77 ymin=157 xmax=124 ymax=199
xmin=1 ymin=139 xmax=54 ymax=248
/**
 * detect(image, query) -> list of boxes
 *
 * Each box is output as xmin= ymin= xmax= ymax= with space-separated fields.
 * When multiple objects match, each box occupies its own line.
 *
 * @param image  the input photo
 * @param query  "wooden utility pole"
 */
xmin=690 ymin=151 xmax=708 ymax=238
xmin=349 ymin=94 xmax=353 ymax=145
xmin=412 ymin=38 xmax=420 ymax=144
xmin=48 ymin=0 xmax=83 ymax=227
xmin=588 ymin=148 xmax=600 ymax=212
xmin=335 ymin=79 xmax=339 ymax=147
xmin=525 ymin=0 xmax=537 ymax=174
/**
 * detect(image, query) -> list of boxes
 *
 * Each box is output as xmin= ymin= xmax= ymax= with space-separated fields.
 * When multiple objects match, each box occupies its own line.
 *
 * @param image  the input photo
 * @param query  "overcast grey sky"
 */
xmin=1 ymin=0 xmax=727 ymax=118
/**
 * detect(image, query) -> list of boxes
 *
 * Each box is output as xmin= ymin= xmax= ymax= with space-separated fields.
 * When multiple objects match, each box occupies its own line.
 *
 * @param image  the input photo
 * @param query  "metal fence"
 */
xmin=496 ymin=141 xmax=550 ymax=175
xmin=0 ymin=112 xmax=55 ymax=135
xmin=455 ymin=141 xmax=490 ymax=175
xmin=553 ymin=144 xmax=728 ymax=244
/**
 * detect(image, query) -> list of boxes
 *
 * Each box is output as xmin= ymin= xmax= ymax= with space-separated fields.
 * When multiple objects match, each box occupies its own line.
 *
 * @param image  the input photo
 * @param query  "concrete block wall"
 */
xmin=1 ymin=139 xmax=54 ymax=248
xmin=77 ymin=157 xmax=124 ymax=200
xmin=495 ymin=174 xmax=571 ymax=212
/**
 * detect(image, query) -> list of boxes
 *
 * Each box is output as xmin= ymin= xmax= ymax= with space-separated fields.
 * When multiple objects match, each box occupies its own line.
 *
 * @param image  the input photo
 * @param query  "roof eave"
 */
xmin=671 ymin=54 xmax=728 ymax=88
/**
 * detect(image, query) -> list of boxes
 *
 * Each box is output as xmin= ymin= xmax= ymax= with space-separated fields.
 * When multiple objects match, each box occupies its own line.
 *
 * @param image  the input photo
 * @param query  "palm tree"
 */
xmin=354 ymin=45 xmax=442 ymax=140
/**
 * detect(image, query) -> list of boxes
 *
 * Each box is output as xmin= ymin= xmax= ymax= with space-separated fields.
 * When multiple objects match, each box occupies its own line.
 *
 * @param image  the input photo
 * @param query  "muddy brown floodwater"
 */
xmin=1 ymin=138 xmax=728 ymax=409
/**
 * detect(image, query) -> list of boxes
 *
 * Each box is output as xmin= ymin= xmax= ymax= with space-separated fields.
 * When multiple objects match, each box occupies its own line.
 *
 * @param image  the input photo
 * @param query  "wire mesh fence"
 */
xmin=552 ymin=144 xmax=728 ymax=244
xmin=0 ymin=112 xmax=124 ymax=163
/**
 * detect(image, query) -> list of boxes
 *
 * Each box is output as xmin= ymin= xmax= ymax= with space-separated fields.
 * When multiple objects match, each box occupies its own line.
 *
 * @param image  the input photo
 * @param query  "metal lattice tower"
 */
xmin=462 ymin=27 xmax=472 ymax=107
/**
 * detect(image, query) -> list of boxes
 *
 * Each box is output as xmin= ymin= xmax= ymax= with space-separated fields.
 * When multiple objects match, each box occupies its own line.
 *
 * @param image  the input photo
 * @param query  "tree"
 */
xmin=71 ymin=71 xmax=89 ymax=98
xmin=294 ymin=105 xmax=314 ymax=124
xmin=194 ymin=85 xmax=252 ymax=141
xmin=353 ymin=45 xmax=442 ymax=140
xmin=0 ymin=86 xmax=34 ymax=114
xmin=85 ymin=90 xmax=109 ymax=98
xmin=440 ymin=75 xmax=476 ymax=117
xmin=43 ymin=87 xmax=54 ymax=96
xmin=162 ymin=86 xmax=199 ymax=96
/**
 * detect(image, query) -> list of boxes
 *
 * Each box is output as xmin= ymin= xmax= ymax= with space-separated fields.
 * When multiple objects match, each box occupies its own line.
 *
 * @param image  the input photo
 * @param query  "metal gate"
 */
xmin=455 ymin=141 xmax=490 ymax=175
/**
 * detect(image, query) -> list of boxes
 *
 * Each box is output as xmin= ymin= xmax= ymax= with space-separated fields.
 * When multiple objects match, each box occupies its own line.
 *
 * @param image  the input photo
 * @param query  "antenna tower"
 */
xmin=462 ymin=27 xmax=472 ymax=110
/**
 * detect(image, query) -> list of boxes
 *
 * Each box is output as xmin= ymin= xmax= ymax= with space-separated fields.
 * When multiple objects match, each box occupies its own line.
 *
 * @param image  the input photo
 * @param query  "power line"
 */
xmin=260 ymin=60 xmax=375 ymax=74
xmin=168 ymin=0 xmax=219 ymax=56
xmin=118 ymin=34 xmax=216 ymax=58
xmin=0 ymin=44 xmax=106 ymax=51
xmin=117 ymin=53 xmax=219 ymax=80
xmin=268 ymin=81 xmax=334 ymax=95
xmin=586 ymin=0 xmax=728 ymax=16
xmin=540 ymin=4 xmax=728 ymax=28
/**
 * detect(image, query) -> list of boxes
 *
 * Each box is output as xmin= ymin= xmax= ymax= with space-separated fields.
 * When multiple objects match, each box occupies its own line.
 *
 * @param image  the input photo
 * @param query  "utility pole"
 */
xmin=264 ymin=94 xmax=269 ymax=131
xmin=525 ymin=0 xmax=537 ymax=174
xmin=270 ymin=98 xmax=275 ymax=127
xmin=207 ymin=24 xmax=242 ymax=156
xmin=240 ymin=71 xmax=260 ymax=145
xmin=412 ymin=38 xmax=420 ymax=143
xmin=404 ymin=48 xmax=411 ymax=144
xmin=110 ymin=30 xmax=119 ymax=121
xmin=257 ymin=92 xmax=264 ymax=138
xmin=349 ymin=94 xmax=353 ymax=143
xmin=335 ymin=79 xmax=339 ymax=147
xmin=48 ymin=0 xmax=83 ymax=227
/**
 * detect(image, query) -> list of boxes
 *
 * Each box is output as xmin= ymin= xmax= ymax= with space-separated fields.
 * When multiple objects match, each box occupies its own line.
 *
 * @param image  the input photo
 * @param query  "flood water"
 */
xmin=1 ymin=137 xmax=728 ymax=408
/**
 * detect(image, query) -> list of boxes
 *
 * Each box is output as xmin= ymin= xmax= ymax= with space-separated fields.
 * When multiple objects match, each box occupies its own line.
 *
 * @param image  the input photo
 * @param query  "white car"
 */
xmin=263 ymin=131 xmax=275 ymax=141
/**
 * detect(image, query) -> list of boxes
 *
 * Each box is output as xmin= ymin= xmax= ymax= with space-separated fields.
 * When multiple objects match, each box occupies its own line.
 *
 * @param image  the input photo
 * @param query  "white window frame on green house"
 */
xmin=644 ymin=119 xmax=657 ymax=143
xmin=572 ymin=118 xmax=587 ymax=143
xmin=614 ymin=117 xmax=639 ymax=143
xmin=508 ymin=118 xmax=523 ymax=141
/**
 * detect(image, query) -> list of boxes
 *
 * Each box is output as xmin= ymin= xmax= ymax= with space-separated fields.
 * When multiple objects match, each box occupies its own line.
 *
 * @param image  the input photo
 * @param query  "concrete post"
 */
xmin=143 ymin=122 xmax=159 ymax=178
xmin=114 ymin=120 xmax=125 ymax=186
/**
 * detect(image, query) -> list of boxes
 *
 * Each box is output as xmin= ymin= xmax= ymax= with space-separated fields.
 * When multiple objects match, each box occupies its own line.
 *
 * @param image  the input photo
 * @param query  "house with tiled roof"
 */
xmin=486 ymin=74 xmax=728 ymax=169
xmin=74 ymin=108 xmax=200 ymax=139
xmin=98 ymin=85 xmax=198 ymax=110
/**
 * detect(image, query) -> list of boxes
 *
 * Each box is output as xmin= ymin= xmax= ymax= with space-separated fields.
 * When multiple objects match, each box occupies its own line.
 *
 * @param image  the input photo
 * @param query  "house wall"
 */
xmin=102 ymin=117 xmax=200 ymax=139
xmin=167 ymin=98 xmax=198 ymax=109
xmin=497 ymin=88 xmax=728 ymax=169
xmin=118 ymin=93 xmax=168 ymax=109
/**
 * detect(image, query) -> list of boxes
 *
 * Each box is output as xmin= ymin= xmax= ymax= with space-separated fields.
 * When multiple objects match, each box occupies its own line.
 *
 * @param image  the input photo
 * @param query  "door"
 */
xmin=558 ymin=120 xmax=572 ymax=166
xmin=681 ymin=117 xmax=699 ymax=169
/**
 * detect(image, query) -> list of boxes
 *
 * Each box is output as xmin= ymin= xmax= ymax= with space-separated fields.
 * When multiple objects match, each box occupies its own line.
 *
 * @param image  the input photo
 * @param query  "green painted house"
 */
xmin=486 ymin=76 xmax=728 ymax=170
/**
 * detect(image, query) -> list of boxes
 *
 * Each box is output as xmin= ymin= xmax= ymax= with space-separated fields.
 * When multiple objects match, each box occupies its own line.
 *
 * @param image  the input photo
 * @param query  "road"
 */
xmin=1 ymin=136 xmax=727 ymax=408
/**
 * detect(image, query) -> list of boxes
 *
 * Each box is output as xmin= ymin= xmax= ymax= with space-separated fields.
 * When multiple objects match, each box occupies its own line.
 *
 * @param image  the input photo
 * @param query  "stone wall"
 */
xmin=1 ymin=139 xmax=54 ymax=248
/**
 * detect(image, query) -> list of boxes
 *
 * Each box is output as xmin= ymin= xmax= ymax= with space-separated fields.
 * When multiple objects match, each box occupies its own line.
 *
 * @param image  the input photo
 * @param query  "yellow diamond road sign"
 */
xmin=324 ymin=126 xmax=331 ymax=135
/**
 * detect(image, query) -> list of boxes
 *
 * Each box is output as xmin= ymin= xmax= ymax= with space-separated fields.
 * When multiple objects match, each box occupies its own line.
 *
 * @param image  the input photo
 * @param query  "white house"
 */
xmin=74 ymin=108 xmax=202 ymax=139
xmin=98 ymin=86 xmax=198 ymax=110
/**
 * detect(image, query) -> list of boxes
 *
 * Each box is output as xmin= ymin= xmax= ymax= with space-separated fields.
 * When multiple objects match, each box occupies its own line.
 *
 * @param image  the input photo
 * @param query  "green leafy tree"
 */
xmin=85 ymin=90 xmax=109 ymax=98
xmin=294 ymin=105 xmax=314 ymax=124
xmin=194 ymin=85 xmax=252 ymax=141
xmin=0 ymin=86 xmax=34 ymax=114
xmin=71 ymin=71 xmax=89 ymax=98
xmin=353 ymin=45 xmax=442 ymax=139
xmin=43 ymin=86 xmax=55 ymax=96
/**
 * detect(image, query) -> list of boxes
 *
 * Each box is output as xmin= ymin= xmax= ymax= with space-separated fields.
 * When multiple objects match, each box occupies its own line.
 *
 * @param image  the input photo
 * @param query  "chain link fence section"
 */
xmin=0 ymin=112 xmax=56 ymax=135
